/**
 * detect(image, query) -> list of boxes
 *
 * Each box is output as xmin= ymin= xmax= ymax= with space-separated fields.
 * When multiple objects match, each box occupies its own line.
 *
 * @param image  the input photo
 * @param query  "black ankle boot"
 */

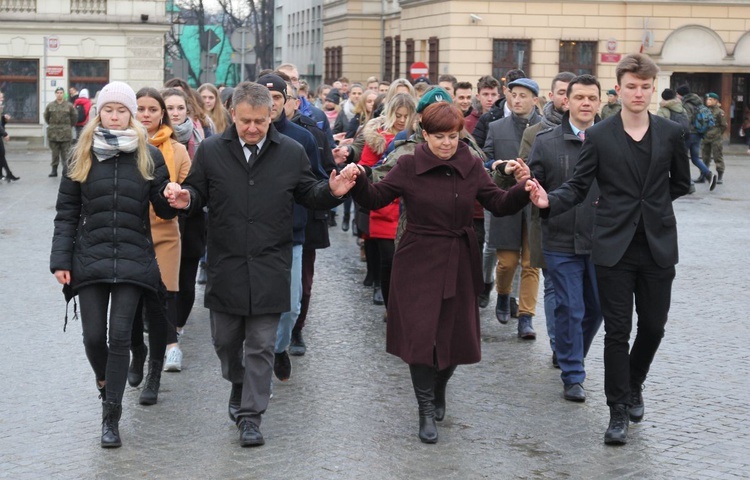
xmin=478 ymin=282 xmax=493 ymax=309
xmin=409 ymin=364 xmax=438 ymax=444
xmin=139 ymin=359 xmax=163 ymax=405
xmin=604 ymin=404 xmax=629 ymax=445
xmin=433 ymin=365 xmax=457 ymax=422
xmin=128 ymin=343 xmax=148 ymax=387
xmin=495 ymin=294 xmax=510 ymax=324
xmin=101 ymin=401 xmax=122 ymax=448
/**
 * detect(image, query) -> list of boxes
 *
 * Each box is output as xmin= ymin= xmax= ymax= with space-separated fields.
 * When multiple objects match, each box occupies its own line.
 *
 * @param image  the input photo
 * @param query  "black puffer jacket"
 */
xmin=50 ymin=145 xmax=176 ymax=292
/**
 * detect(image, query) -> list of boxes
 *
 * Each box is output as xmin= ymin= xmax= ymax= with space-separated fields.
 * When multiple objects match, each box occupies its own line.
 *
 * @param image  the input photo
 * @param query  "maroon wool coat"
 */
xmin=351 ymin=142 xmax=530 ymax=368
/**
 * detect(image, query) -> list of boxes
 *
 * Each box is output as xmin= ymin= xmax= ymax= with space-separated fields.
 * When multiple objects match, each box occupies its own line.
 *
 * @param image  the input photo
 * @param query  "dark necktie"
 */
xmin=245 ymin=144 xmax=258 ymax=166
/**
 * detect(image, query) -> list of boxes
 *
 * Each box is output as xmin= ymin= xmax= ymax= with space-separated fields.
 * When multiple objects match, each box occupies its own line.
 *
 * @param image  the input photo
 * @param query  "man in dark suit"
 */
xmin=165 ymin=82 xmax=354 ymax=448
xmin=531 ymin=54 xmax=691 ymax=445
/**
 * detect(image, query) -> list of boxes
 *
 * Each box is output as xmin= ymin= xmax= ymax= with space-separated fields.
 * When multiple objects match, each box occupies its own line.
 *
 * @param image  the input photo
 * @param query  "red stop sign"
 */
xmin=410 ymin=61 xmax=428 ymax=80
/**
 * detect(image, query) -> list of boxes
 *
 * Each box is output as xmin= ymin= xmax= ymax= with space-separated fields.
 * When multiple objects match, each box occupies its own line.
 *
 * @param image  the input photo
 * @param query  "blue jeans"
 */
xmin=544 ymin=251 xmax=603 ymax=386
xmin=542 ymin=270 xmax=557 ymax=352
xmin=276 ymin=244 xmax=303 ymax=353
xmin=686 ymin=133 xmax=711 ymax=176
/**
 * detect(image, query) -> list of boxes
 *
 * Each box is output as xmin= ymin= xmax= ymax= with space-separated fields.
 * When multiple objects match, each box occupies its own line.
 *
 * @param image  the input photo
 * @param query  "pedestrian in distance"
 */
xmin=50 ymin=81 xmax=179 ymax=448
xmin=343 ymin=102 xmax=549 ymax=444
xmin=0 ymin=92 xmax=19 ymax=181
xmin=44 ymin=86 xmax=77 ymax=177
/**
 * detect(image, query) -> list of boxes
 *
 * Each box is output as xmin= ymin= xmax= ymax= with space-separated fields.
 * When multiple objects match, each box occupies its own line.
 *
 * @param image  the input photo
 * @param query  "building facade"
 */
xmin=323 ymin=0 xmax=750 ymax=141
xmin=275 ymin=0 xmax=325 ymax=90
xmin=0 ymin=0 xmax=170 ymax=138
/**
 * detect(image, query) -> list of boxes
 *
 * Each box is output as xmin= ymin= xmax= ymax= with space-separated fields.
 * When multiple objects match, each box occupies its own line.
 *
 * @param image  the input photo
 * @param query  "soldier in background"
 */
xmin=44 ymin=87 xmax=77 ymax=177
xmin=600 ymin=89 xmax=621 ymax=119
xmin=701 ymin=92 xmax=727 ymax=184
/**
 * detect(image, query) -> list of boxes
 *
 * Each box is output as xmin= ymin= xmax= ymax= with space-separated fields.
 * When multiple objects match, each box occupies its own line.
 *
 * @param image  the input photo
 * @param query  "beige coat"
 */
xmin=151 ymin=139 xmax=191 ymax=291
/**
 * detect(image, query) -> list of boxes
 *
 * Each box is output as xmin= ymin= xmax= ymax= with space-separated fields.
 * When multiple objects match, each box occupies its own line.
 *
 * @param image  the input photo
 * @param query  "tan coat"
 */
xmin=151 ymin=139 xmax=191 ymax=291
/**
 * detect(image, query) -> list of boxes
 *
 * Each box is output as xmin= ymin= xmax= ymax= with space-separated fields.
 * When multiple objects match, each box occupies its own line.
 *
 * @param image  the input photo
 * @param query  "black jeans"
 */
xmin=78 ymin=283 xmax=143 ymax=404
xmin=596 ymin=233 xmax=675 ymax=406
xmin=131 ymin=290 xmax=170 ymax=362
xmin=374 ymin=239 xmax=395 ymax=306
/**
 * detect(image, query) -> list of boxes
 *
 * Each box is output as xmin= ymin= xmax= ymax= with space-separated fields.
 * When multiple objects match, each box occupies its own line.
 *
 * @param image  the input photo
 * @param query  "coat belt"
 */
xmin=405 ymin=223 xmax=483 ymax=299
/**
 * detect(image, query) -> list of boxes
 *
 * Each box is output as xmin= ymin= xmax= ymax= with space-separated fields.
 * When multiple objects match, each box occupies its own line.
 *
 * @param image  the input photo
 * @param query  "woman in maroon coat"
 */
xmin=347 ymin=103 xmax=547 ymax=444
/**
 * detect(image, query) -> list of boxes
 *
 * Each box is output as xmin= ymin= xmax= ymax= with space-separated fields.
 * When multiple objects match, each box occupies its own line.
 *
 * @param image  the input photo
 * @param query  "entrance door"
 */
xmin=731 ymin=74 xmax=750 ymax=144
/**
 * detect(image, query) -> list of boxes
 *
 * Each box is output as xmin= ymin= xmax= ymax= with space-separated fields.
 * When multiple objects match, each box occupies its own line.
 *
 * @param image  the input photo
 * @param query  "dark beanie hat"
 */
xmin=676 ymin=84 xmax=690 ymax=96
xmin=326 ymin=88 xmax=341 ymax=104
xmin=257 ymin=73 xmax=287 ymax=98
xmin=661 ymin=88 xmax=676 ymax=101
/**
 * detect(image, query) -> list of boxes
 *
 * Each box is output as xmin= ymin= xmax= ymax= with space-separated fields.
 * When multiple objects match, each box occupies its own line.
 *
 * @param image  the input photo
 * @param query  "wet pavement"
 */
xmin=1 ymin=147 xmax=749 ymax=479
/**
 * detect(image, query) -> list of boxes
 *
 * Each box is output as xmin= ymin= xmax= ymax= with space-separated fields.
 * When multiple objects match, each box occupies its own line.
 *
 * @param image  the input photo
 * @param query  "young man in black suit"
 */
xmin=530 ymin=53 xmax=691 ymax=445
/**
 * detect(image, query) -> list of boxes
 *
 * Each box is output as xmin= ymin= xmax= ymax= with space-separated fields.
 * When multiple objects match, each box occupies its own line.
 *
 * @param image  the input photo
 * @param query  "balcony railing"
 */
xmin=71 ymin=0 xmax=106 ymax=14
xmin=0 ymin=0 xmax=37 ymax=13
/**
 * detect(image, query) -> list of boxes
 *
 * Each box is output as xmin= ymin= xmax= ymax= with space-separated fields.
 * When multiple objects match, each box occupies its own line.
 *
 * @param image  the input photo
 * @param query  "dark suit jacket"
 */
xmin=544 ymin=112 xmax=691 ymax=268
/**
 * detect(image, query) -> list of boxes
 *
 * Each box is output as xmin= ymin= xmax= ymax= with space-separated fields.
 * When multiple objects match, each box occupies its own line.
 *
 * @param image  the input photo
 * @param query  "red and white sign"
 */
xmin=47 ymin=36 xmax=60 ymax=51
xmin=600 ymin=53 xmax=621 ymax=63
xmin=46 ymin=66 xmax=64 ymax=77
xmin=410 ymin=61 xmax=428 ymax=80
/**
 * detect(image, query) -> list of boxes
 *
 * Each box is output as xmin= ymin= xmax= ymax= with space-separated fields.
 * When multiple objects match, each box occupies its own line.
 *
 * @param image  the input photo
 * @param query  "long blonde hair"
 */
xmin=67 ymin=114 xmax=154 ymax=182
xmin=198 ymin=83 xmax=229 ymax=133
xmin=383 ymin=93 xmax=416 ymax=134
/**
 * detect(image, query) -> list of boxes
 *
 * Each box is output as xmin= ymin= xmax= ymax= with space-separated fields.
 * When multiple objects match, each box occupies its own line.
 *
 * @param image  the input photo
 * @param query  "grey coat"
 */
xmin=483 ymin=111 xmax=540 ymax=250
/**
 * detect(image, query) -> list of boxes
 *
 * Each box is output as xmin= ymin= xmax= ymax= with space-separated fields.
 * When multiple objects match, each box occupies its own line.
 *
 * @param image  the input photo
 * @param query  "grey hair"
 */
xmin=232 ymin=81 xmax=273 ymax=111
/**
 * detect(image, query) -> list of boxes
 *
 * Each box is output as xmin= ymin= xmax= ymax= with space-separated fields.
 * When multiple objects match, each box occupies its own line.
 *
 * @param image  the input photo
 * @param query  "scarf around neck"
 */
xmin=149 ymin=125 xmax=176 ymax=181
xmin=541 ymin=101 xmax=565 ymax=129
xmin=92 ymin=127 xmax=141 ymax=162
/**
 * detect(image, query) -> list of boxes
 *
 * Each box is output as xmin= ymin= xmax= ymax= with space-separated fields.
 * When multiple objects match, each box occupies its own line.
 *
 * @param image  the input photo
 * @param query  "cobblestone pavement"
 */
xmin=1 ymin=147 xmax=749 ymax=479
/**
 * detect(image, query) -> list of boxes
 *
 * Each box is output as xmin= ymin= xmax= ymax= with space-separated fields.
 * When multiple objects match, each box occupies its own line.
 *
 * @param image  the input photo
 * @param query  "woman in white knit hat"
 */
xmin=50 ymin=81 xmax=178 ymax=448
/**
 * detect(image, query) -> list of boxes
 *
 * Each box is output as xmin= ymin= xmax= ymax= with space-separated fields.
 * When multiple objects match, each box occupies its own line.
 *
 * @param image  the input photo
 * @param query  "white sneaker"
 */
xmin=164 ymin=346 xmax=183 ymax=372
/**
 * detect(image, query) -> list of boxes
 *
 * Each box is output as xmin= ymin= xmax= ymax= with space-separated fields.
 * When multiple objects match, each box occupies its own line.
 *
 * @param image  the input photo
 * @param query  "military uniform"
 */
xmin=43 ymin=100 xmax=77 ymax=175
xmin=701 ymin=103 xmax=727 ymax=181
xmin=600 ymin=102 xmax=621 ymax=120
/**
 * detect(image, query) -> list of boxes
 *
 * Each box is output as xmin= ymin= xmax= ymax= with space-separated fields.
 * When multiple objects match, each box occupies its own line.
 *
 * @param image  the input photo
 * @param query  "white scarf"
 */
xmin=92 ymin=127 xmax=141 ymax=162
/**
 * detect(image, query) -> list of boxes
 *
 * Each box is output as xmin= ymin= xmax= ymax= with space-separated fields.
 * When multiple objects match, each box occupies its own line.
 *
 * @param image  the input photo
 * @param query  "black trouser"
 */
xmin=364 ymin=239 xmax=381 ymax=284
xmin=374 ymin=238 xmax=395 ymax=306
xmin=131 ymin=290 xmax=171 ymax=362
xmin=78 ymin=283 xmax=143 ymax=404
xmin=595 ymin=233 xmax=675 ymax=406
xmin=176 ymin=255 xmax=201 ymax=332
xmin=293 ymin=248 xmax=316 ymax=333
xmin=0 ymin=138 xmax=13 ymax=177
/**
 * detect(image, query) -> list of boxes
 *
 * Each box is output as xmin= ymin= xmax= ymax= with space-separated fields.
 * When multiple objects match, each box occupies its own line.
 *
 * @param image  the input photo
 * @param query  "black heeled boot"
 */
xmin=139 ymin=359 xmax=163 ymax=405
xmin=128 ymin=343 xmax=148 ymax=387
xmin=101 ymin=401 xmax=122 ymax=448
xmin=433 ymin=365 xmax=457 ymax=422
xmin=409 ymin=364 xmax=438 ymax=444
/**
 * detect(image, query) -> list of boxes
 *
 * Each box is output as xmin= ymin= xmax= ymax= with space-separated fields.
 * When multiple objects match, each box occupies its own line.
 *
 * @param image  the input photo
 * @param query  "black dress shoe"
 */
xmin=517 ymin=314 xmax=536 ymax=339
xmin=228 ymin=383 xmax=242 ymax=422
xmin=629 ymin=383 xmax=644 ymax=423
xmin=495 ymin=294 xmax=510 ymax=324
xmin=363 ymin=272 xmax=374 ymax=287
xmin=552 ymin=351 xmax=559 ymax=368
xmin=238 ymin=418 xmax=265 ymax=447
xmin=373 ymin=287 xmax=385 ymax=305
xmin=477 ymin=282 xmax=493 ymax=309
xmin=563 ymin=383 xmax=586 ymax=402
xmin=604 ymin=404 xmax=629 ymax=445
xmin=288 ymin=330 xmax=306 ymax=356
xmin=273 ymin=351 xmax=291 ymax=381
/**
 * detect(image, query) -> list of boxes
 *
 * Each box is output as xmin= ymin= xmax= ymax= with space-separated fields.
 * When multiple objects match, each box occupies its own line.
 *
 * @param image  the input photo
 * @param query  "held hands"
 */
xmin=525 ymin=179 xmax=549 ymax=209
xmin=332 ymin=146 xmax=350 ymax=165
xmin=164 ymin=182 xmax=190 ymax=209
xmin=54 ymin=269 xmax=71 ymax=285
xmin=507 ymin=158 xmax=532 ymax=183
xmin=330 ymin=163 xmax=362 ymax=197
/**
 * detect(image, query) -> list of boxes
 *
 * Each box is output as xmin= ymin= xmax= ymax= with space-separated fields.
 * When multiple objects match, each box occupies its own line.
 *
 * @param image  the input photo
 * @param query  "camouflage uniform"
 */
xmin=701 ymin=103 xmax=727 ymax=176
xmin=43 ymin=100 xmax=77 ymax=173
xmin=600 ymin=102 xmax=621 ymax=120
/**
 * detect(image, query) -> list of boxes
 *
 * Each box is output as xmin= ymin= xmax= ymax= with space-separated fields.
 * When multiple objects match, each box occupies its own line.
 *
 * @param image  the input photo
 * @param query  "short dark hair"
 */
xmin=477 ymin=75 xmax=500 ymax=92
xmin=455 ymin=81 xmax=472 ymax=91
xmin=421 ymin=102 xmax=464 ymax=134
xmin=566 ymin=74 xmax=601 ymax=97
xmin=438 ymin=74 xmax=458 ymax=89
xmin=551 ymin=72 xmax=576 ymax=92
xmin=505 ymin=69 xmax=526 ymax=84
xmin=615 ymin=53 xmax=659 ymax=84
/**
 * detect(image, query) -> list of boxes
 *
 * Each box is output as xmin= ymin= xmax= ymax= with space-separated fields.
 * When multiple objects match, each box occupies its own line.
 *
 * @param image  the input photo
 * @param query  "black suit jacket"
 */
xmin=545 ymin=113 xmax=691 ymax=268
